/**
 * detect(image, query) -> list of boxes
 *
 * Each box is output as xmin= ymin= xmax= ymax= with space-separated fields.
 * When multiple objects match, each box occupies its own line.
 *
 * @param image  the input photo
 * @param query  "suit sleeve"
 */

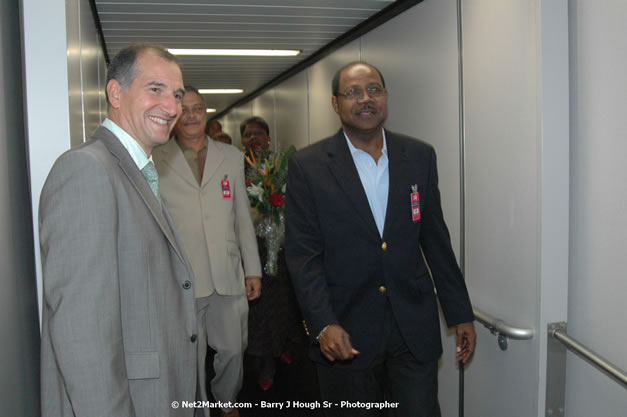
xmin=39 ymin=151 xmax=136 ymax=416
xmin=419 ymin=148 xmax=474 ymax=327
xmin=285 ymin=154 xmax=338 ymax=341
xmin=233 ymin=152 xmax=262 ymax=277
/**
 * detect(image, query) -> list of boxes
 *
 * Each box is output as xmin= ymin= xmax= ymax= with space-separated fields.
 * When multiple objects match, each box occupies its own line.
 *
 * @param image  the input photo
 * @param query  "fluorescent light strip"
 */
xmin=199 ymin=89 xmax=243 ymax=94
xmin=168 ymin=48 xmax=300 ymax=57
xmin=206 ymin=109 xmax=216 ymax=113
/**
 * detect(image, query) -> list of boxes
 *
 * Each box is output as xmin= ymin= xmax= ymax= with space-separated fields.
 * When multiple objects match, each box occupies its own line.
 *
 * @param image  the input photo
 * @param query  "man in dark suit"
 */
xmin=39 ymin=44 xmax=200 ymax=416
xmin=285 ymin=62 xmax=476 ymax=416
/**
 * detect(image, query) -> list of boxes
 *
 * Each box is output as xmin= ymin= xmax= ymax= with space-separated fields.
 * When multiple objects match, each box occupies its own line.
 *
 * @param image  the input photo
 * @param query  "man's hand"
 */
xmin=318 ymin=324 xmax=360 ymax=362
xmin=455 ymin=321 xmax=476 ymax=363
xmin=245 ymin=276 xmax=262 ymax=300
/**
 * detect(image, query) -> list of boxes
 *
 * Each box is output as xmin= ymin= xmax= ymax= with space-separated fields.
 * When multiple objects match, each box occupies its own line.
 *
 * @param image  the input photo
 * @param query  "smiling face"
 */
xmin=331 ymin=63 xmax=388 ymax=137
xmin=107 ymin=50 xmax=184 ymax=155
xmin=174 ymin=90 xmax=206 ymax=141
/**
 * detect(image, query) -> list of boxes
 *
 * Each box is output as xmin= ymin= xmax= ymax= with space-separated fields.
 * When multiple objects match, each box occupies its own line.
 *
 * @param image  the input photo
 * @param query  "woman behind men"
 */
xmin=240 ymin=116 xmax=305 ymax=390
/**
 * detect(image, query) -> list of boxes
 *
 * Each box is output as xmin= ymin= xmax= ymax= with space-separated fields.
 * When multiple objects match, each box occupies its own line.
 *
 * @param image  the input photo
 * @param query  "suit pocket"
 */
xmin=125 ymin=351 xmax=160 ymax=380
xmin=226 ymin=242 xmax=245 ymax=284
xmin=226 ymin=242 xmax=241 ymax=256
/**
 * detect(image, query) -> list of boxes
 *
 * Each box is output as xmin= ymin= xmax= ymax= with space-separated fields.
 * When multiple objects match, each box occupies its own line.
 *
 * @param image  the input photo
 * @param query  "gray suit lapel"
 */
xmin=97 ymin=128 xmax=186 ymax=263
xmin=326 ymin=130 xmax=380 ymax=240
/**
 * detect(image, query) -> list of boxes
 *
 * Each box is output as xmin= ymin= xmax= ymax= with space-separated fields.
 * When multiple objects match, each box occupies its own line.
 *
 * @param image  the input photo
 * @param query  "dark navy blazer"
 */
xmin=285 ymin=129 xmax=474 ymax=369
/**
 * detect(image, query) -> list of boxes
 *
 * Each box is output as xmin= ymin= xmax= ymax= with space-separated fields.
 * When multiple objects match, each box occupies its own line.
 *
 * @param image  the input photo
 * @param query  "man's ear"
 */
xmin=106 ymin=79 xmax=122 ymax=109
xmin=331 ymin=95 xmax=339 ymax=114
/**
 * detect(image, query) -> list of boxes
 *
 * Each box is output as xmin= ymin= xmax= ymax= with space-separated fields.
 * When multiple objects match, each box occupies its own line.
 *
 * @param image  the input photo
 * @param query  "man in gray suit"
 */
xmin=153 ymin=86 xmax=262 ymax=417
xmin=39 ymin=44 xmax=200 ymax=417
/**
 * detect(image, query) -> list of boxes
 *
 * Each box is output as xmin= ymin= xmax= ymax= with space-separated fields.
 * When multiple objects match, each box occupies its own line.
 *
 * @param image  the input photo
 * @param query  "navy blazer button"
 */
xmin=379 ymin=286 xmax=387 ymax=294
xmin=182 ymin=280 xmax=192 ymax=289
xmin=190 ymin=334 xmax=197 ymax=343
xmin=381 ymin=242 xmax=388 ymax=251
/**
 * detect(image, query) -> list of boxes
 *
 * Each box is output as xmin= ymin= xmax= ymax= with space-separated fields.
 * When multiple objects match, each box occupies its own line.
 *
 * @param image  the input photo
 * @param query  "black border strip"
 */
xmin=214 ymin=0 xmax=423 ymax=119
xmin=88 ymin=0 xmax=109 ymax=64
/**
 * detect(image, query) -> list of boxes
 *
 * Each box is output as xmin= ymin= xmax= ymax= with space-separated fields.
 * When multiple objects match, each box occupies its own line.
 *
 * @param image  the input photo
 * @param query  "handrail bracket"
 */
xmin=473 ymin=307 xmax=534 ymax=351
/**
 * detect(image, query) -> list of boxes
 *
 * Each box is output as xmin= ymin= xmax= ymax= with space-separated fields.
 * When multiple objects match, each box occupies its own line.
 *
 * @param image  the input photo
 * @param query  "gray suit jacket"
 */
xmin=39 ymin=126 xmax=199 ymax=417
xmin=153 ymin=137 xmax=261 ymax=298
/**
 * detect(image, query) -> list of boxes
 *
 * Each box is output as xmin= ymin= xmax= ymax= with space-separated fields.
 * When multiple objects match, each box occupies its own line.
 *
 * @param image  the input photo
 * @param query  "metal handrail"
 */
xmin=549 ymin=326 xmax=627 ymax=387
xmin=473 ymin=307 xmax=534 ymax=348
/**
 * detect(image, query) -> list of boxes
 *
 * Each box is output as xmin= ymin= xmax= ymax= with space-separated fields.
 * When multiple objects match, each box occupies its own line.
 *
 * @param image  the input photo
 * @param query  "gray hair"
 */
xmin=105 ymin=43 xmax=180 ymax=105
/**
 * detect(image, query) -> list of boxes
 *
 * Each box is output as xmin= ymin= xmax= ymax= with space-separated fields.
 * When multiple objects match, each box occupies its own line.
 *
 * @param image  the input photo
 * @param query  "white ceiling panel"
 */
xmin=94 ymin=0 xmax=405 ymax=114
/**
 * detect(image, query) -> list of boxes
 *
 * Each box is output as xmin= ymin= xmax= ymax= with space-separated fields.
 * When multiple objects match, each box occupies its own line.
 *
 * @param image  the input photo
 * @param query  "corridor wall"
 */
xmin=566 ymin=1 xmax=627 ymax=415
xmin=218 ymin=1 xmax=611 ymax=416
xmin=22 ymin=0 xmax=107 ymax=318
xmin=0 ymin=1 xmax=40 ymax=416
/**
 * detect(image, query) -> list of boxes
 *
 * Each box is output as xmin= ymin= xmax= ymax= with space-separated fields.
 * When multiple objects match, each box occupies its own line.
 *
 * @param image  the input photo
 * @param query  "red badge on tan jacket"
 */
xmin=221 ymin=176 xmax=231 ymax=199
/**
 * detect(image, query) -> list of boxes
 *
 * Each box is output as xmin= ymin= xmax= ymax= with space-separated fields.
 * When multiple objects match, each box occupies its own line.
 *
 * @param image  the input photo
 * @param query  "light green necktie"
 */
xmin=141 ymin=161 xmax=160 ymax=201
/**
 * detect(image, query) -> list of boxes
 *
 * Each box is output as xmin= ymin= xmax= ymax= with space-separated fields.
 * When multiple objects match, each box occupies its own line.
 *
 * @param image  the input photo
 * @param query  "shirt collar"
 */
xmin=343 ymin=128 xmax=388 ymax=157
xmin=175 ymin=135 xmax=208 ymax=153
xmin=102 ymin=118 xmax=152 ymax=170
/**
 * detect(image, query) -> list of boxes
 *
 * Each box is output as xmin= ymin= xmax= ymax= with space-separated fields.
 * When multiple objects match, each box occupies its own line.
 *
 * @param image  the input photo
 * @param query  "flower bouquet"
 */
xmin=245 ymin=145 xmax=296 ymax=275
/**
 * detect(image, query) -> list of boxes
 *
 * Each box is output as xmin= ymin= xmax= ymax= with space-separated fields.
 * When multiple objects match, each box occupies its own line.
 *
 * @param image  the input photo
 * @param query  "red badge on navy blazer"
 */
xmin=411 ymin=184 xmax=420 ymax=222
xmin=221 ymin=175 xmax=231 ymax=199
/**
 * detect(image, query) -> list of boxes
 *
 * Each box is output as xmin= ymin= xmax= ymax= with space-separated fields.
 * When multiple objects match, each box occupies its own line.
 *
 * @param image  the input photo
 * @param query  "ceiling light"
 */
xmin=206 ymin=108 xmax=216 ymax=113
xmin=168 ymin=48 xmax=300 ymax=57
xmin=199 ymin=89 xmax=243 ymax=94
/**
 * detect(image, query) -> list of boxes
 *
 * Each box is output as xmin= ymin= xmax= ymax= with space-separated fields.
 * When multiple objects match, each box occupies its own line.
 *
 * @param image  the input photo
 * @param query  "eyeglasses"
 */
xmin=337 ymin=86 xmax=386 ymax=100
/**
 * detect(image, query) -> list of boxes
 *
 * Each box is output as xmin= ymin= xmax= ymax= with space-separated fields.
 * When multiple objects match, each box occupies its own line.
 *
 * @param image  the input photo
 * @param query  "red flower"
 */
xmin=245 ymin=178 xmax=252 ymax=186
xmin=269 ymin=193 xmax=285 ymax=207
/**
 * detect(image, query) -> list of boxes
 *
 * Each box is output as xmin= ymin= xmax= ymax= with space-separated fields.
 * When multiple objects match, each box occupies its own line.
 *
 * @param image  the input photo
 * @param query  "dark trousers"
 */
xmin=316 ymin=305 xmax=441 ymax=417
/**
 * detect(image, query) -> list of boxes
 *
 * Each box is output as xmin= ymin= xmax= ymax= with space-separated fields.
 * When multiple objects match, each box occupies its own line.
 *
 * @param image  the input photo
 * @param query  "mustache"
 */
xmin=358 ymin=105 xmax=376 ymax=112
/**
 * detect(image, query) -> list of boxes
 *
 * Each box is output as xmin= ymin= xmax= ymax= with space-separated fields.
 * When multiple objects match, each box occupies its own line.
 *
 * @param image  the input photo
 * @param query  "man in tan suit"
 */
xmin=153 ymin=86 xmax=262 ymax=417
xmin=40 ymin=44 xmax=200 ymax=416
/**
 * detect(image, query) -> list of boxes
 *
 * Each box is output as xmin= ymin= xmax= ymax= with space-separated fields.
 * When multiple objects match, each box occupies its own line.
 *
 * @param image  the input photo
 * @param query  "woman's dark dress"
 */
xmin=247 ymin=238 xmax=305 ymax=358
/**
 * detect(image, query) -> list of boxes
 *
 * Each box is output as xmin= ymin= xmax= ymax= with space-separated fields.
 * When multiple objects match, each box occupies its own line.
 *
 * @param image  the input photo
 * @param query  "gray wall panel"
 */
xmin=99 ymin=51 xmax=108 ymax=122
xmin=80 ymin=0 xmax=105 ymax=136
xmin=462 ymin=2 xmax=541 ymax=416
xmin=252 ymin=90 xmax=277 ymax=151
xmin=308 ymin=41 xmax=360 ymax=143
xmin=66 ymin=0 xmax=84 ymax=148
xmin=24 ymin=0 xmax=106 ymax=322
xmin=274 ymin=70 xmax=309 ymax=150
xmin=567 ymin=1 xmax=627 ymax=415
xmin=1 ymin=0 xmax=40 ymax=415
xmin=227 ymin=102 xmax=254 ymax=150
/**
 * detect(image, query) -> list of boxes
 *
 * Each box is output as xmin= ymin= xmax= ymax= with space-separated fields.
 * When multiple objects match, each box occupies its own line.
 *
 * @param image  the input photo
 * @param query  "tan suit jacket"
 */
xmin=39 ymin=127 xmax=198 ymax=417
xmin=153 ymin=137 xmax=261 ymax=298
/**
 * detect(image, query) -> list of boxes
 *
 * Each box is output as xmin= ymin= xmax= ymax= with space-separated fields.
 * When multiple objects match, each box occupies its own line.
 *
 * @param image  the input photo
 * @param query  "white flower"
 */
xmin=281 ymin=183 xmax=286 ymax=194
xmin=247 ymin=183 xmax=264 ymax=202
